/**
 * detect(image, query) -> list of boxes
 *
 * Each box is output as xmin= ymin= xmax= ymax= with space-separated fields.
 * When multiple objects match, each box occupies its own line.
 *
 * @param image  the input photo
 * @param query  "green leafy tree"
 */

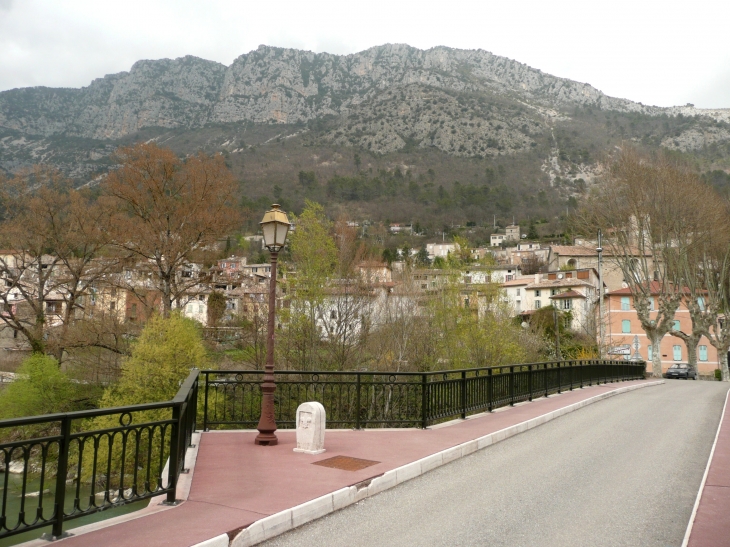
xmin=83 ymin=314 xmax=207 ymax=491
xmin=0 ymin=354 xmax=78 ymax=420
xmin=282 ymin=201 xmax=337 ymax=370
xmin=416 ymin=246 xmax=431 ymax=267
xmin=97 ymin=313 xmax=207 ymax=408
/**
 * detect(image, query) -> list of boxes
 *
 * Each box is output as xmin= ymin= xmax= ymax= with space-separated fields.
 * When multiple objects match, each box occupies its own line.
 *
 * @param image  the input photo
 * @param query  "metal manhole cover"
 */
xmin=312 ymin=455 xmax=380 ymax=471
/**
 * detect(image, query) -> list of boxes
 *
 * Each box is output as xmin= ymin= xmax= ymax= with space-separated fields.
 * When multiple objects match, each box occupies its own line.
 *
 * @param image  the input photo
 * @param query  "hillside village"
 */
xmin=1 ymin=215 xmax=722 ymax=377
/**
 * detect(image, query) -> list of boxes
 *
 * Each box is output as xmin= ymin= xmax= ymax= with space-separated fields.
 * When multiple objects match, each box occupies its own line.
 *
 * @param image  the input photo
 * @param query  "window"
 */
xmin=516 ymin=288 xmax=520 ymax=296
xmin=673 ymin=345 xmax=682 ymax=361
xmin=622 ymin=320 xmax=631 ymax=333
xmin=46 ymin=301 xmax=62 ymax=314
xmin=464 ymin=276 xmax=472 ymax=284
xmin=561 ymin=299 xmax=572 ymax=310
xmin=699 ymin=345 xmax=708 ymax=362
xmin=672 ymin=320 xmax=680 ymax=331
xmin=621 ymin=297 xmax=630 ymax=311
xmin=535 ymin=300 xmax=541 ymax=309
xmin=109 ymin=301 xmax=116 ymax=311
xmin=535 ymin=290 xmax=541 ymax=297
xmin=648 ymin=345 xmax=653 ymax=361
xmin=464 ymin=297 xmax=470 ymax=308
xmin=551 ymin=289 xmax=557 ymax=296
xmin=698 ymin=297 xmax=706 ymax=311
xmin=187 ymin=304 xmax=193 ymax=313
xmin=516 ymin=301 xmax=521 ymax=312
xmin=649 ymin=297 xmax=655 ymax=311
xmin=198 ymin=305 xmax=203 ymax=314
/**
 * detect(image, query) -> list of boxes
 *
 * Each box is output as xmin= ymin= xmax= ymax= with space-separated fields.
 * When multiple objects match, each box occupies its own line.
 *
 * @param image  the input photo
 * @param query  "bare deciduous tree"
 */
xmin=104 ymin=143 xmax=240 ymax=316
xmin=0 ymin=168 xmax=116 ymax=361
xmin=580 ymin=147 xmax=719 ymax=377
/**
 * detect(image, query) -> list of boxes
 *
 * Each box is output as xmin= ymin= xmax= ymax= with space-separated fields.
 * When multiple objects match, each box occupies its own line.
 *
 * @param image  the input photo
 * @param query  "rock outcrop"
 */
xmin=2 ymin=44 xmax=727 ymax=144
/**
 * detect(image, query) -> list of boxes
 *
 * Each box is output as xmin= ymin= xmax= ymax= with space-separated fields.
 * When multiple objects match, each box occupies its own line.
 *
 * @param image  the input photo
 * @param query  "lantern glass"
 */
xmin=260 ymin=204 xmax=290 ymax=251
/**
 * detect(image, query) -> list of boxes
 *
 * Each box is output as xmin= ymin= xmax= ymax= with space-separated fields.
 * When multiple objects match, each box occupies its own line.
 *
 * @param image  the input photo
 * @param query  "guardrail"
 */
xmin=202 ymin=360 xmax=644 ymax=430
xmin=0 ymin=369 xmax=199 ymax=542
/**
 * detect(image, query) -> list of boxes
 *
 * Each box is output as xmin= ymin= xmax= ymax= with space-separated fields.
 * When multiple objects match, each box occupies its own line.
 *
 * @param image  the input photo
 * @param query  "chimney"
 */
xmin=534 ymin=273 xmax=541 ymax=283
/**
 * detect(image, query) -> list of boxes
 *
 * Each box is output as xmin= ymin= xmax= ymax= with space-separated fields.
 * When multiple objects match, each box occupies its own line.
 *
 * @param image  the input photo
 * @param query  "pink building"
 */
xmin=605 ymin=285 xmax=720 ymax=375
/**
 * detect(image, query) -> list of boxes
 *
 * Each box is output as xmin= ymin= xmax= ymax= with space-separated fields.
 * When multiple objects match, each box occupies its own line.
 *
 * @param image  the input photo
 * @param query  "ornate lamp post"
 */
xmin=255 ymin=204 xmax=290 ymax=446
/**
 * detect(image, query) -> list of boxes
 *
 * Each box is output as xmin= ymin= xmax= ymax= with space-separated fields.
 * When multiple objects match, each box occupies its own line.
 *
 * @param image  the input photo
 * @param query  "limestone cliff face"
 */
xmin=3 ymin=44 xmax=726 ymax=143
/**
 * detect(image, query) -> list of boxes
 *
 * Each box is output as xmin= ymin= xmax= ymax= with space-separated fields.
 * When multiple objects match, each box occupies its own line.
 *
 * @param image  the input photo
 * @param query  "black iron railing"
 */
xmin=0 ymin=369 xmax=199 ymax=542
xmin=202 ymin=360 xmax=645 ymax=430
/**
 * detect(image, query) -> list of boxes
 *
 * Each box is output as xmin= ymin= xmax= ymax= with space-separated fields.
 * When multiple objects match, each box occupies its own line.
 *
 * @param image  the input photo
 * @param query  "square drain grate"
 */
xmin=312 ymin=455 xmax=380 ymax=472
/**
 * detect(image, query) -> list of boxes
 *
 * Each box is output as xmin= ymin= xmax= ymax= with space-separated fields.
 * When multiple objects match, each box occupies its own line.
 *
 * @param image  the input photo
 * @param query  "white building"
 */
xmin=426 ymin=243 xmax=458 ymax=259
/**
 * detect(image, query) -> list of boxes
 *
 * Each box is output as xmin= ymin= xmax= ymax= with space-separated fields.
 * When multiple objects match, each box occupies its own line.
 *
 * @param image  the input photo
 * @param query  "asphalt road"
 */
xmin=261 ymin=381 xmax=729 ymax=547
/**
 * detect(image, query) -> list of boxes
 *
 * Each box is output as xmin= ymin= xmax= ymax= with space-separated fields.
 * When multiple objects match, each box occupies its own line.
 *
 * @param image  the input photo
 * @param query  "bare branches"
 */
xmin=103 ymin=143 xmax=242 ymax=315
xmin=579 ymin=146 xmax=723 ymax=376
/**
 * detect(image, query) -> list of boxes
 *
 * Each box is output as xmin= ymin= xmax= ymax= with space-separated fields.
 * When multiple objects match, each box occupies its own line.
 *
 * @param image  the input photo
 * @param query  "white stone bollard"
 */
xmin=293 ymin=401 xmax=326 ymax=455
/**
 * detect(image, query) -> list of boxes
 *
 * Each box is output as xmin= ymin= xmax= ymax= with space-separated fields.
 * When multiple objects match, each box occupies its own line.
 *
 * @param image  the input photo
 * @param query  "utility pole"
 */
xmin=597 ymin=229 xmax=604 ymax=359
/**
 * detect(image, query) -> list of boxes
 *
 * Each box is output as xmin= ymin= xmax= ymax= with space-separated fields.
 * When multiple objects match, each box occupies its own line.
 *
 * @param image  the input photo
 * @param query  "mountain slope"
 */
xmin=1 ymin=44 xmax=730 ymax=229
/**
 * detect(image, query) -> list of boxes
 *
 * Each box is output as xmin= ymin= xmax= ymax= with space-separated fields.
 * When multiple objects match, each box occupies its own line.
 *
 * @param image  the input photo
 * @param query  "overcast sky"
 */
xmin=1 ymin=0 xmax=728 ymax=109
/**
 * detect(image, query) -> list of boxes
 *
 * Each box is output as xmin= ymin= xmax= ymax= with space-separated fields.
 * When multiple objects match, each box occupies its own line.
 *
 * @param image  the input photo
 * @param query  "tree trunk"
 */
xmin=720 ymin=351 xmax=730 ymax=382
xmin=650 ymin=333 xmax=663 ymax=378
xmin=686 ymin=337 xmax=699 ymax=377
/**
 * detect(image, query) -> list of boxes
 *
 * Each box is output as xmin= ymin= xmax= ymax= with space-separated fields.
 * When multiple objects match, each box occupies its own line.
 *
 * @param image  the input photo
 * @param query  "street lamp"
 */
xmin=255 ymin=204 xmax=290 ymax=446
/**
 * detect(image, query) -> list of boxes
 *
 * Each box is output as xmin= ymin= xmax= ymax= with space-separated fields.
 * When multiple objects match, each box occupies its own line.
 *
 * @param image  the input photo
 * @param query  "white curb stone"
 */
xmin=195 ymin=534 xmax=229 ymax=547
xmin=291 ymin=495 xmax=334 ymax=528
xmin=395 ymin=461 xmax=422 ymax=484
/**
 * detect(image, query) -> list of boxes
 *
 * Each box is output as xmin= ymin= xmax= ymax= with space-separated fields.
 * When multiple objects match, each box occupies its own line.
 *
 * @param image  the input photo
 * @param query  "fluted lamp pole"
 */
xmin=255 ymin=204 xmax=290 ymax=446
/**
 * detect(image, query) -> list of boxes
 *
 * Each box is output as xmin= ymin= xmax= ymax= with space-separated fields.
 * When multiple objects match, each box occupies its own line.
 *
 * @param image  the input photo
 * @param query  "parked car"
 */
xmin=664 ymin=363 xmax=697 ymax=380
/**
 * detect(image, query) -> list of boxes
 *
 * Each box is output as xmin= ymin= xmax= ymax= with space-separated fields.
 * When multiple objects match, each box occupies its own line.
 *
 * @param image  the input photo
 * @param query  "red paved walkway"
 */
xmin=687 ymin=389 xmax=730 ymax=547
xmin=37 ymin=380 xmax=656 ymax=547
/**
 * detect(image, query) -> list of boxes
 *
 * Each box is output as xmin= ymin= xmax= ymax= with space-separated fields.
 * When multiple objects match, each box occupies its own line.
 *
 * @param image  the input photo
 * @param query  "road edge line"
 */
xmin=681 ymin=385 xmax=730 ymax=547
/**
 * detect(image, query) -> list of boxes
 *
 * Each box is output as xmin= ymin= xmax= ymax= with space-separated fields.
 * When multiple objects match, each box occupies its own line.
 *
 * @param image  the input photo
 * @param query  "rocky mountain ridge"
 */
xmin=1 ymin=44 xmax=730 ymax=228
xmin=2 ymin=44 xmax=728 ymax=143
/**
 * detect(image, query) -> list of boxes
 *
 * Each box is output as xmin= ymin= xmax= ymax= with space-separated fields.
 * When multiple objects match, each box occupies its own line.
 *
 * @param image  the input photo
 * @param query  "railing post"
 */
xmin=544 ymin=363 xmax=549 ymax=398
xmin=589 ymin=361 xmax=593 ymax=386
xmin=355 ymin=373 xmax=361 ymax=430
xmin=509 ymin=366 xmax=515 ymax=406
xmin=460 ymin=371 xmax=467 ymax=419
xmin=579 ymin=361 xmax=584 ymax=388
xmin=203 ymin=371 xmax=209 ymax=432
xmin=569 ymin=361 xmax=574 ymax=391
xmin=167 ymin=403 xmax=182 ymax=504
xmin=528 ymin=365 xmax=533 ymax=402
xmin=51 ymin=415 xmax=71 ymax=538
xmin=188 ymin=380 xmax=197 ymax=446
xmin=421 ymin=374 xmax=428 ymax=429
xmin=557 ymin=362 xmax=562 ymax=394
xmin=487 ymin=368 xmax=493 ymax=412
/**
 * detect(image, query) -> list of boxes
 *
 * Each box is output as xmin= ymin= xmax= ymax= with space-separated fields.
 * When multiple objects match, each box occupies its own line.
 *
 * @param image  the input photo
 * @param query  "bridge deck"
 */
xmin=24 ymin=380 xmax=662 ymax=547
